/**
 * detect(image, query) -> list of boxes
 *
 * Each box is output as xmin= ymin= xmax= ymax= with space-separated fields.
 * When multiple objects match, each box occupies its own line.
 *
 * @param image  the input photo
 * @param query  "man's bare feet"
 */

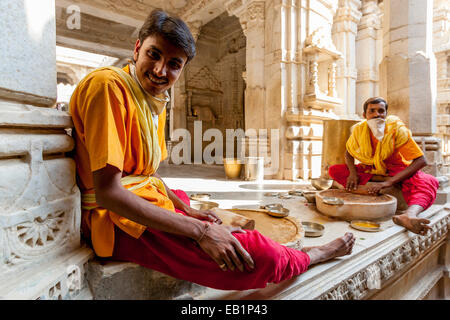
xmin=392 ymin=204 xmax=431 ymax=235
xmin=393 ymin=214 xmax=431 ymax=235
xmin=302 ymin=233 xmax=356 ymax=265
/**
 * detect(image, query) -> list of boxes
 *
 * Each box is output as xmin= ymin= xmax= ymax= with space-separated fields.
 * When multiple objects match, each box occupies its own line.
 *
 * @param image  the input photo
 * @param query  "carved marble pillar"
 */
xmin=285 ymin=0 xmax=343 ymax=180
xmin=433 ymin=0 xmax=450 ymax=177
xmin=227 ymin=0 xmax=273 ymax=176
xmin=380 ymin=0 xmax=439 ymax=175
xmin=332 ymin=0 xmax=362 ymax=117
xmin=0 ymin=0 xmax=93 ymax=299
xmin=355 ymin=0 xmax=382 ymax=116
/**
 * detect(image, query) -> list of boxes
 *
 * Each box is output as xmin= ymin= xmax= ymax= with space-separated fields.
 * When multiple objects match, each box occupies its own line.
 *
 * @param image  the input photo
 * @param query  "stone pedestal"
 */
xmin=0 ymin=0 xmax=93 ymax=299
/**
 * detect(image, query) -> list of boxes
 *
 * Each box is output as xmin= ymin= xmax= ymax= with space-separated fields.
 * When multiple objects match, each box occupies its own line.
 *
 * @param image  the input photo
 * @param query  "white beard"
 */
xmin=367 ymin=118 xmax=386 ymax=141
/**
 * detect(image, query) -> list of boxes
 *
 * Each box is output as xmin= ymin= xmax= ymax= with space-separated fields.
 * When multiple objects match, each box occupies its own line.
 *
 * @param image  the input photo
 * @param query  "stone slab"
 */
xmin=86 ymin=260 xmax=206 ymax=300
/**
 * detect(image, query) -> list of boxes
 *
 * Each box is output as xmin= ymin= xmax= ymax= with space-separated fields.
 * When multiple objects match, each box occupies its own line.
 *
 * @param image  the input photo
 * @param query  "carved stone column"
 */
xmin=355 ymin=0 xmax=382 ymax=116
xmin=433 ymin=0 xmax=450 ymax=177
xmin=332 ymin=0 xmax=362 ymax=117
xmin=226 ymin=0 xmax=274 ymax=176
xmin=380 ymin=0 xmax=439 ymax=175
xmin=0 ymin=0 xmax=93 ymax=299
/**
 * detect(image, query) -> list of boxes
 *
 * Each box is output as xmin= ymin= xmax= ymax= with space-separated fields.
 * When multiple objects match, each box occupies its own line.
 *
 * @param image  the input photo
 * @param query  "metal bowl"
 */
xmin=303 ymin=191 xmax=318 ymax=203
xmin=311 ymin=178 xmax=334 ymax=191
xmin=190 ymin=200 xmax=219 ymax=211
xmin=350 ymin=220 xmax=381 ymax=232
xmin=302 ymin=221 xmax=325 ymax=237
xmin=190 ymin=193 xmax=211 ymax=201
xmin=265 ymin=207 xmax=290 ymax=218
xmin=223 ymin=158 xmax=242 ymax=179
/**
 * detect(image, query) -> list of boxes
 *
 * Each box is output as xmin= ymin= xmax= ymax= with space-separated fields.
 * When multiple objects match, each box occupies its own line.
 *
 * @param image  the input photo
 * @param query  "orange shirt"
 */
xmin=369 ymin=130 xmax=424 ymax=167
xmin=70 ymin=65 xmax=174 ymax=257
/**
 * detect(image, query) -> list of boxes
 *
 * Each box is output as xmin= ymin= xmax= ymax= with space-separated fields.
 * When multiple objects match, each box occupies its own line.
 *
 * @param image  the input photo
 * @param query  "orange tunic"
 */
xmin=369 ymin=131 xmax=424 ymax=167
xmin=70 ymin=65 xmax=174 ymax=257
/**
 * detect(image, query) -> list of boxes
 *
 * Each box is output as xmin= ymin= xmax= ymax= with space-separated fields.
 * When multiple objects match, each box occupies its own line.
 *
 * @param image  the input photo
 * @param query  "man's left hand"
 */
xmin=184 ymin=207 xmax=222 ymax=224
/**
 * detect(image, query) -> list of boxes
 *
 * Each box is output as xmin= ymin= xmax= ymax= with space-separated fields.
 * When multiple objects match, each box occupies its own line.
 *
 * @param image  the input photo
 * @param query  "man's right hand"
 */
xmin=346 ymin=172 xmax=359 ymax=191
xmin=196 ymin=223 xmax=255 ymax=272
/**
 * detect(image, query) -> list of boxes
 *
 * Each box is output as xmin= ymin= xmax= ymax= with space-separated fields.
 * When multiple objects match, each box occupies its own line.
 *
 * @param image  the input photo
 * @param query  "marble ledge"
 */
xmin=195 ymin=204 xmax=449 ymax=300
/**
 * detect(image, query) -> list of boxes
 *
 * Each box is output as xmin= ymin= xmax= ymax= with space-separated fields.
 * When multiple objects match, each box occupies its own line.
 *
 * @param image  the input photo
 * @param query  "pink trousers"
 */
xmin=328 ymin=164 xmax=439 ymax=210
xmin=111 ymin=190 xmax=311 ymax=290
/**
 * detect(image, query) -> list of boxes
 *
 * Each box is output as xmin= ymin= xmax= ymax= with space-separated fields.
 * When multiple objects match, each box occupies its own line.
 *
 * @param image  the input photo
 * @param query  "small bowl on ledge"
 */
xmin=311 ymin=178 xmax=333 ymax=191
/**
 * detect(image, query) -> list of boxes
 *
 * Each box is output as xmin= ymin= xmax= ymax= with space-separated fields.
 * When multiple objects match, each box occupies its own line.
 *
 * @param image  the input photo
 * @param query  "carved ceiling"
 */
xmin=55 ymin=0 xmax=237 ymax=64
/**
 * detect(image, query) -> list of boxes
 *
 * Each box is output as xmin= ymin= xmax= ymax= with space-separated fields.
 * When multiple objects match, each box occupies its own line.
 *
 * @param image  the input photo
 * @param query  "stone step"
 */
xmin=86 ymin=259 xmax=206 ymax=300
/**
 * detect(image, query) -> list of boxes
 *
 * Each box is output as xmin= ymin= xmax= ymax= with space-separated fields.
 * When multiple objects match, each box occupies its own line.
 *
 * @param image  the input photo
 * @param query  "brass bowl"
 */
xmin=190 ymin=200 xmax=219 ymax=211
xmin=311 ymin=178 xmax=333 ymax=191
xmin=303 ymin=191 xmax=318 ymax=203
xmin=190 ymin=193 xmax=211 ymax=201
xmin=302 ymin=221 xmax=325 ymax=237
xmin=223 ymin=158 xmax=242 ymax=179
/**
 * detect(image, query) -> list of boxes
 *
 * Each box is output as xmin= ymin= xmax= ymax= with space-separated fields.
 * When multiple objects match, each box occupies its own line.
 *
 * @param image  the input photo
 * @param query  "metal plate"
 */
xmin=302 ymin=221 xmax=325 ymax=237
xmin=350 ymin=220 xmax=381 ymax=232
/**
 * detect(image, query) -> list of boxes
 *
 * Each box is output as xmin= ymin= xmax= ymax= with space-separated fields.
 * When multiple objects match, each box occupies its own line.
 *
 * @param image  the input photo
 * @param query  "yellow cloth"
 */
xmin=346 ymin=115 xmax=411 ymax=175
xmin=70 ymin=65 xmax=175 ymax=257
xmin=98 ymin=66 xmax=161 ymax=176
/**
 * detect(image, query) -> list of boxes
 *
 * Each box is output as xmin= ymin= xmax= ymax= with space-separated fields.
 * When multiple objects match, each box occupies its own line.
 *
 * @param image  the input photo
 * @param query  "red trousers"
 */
xmin=328 ymin=164 xmax=439 ymax=210
xmin=111 ymin=190 xmax=311 ymax=290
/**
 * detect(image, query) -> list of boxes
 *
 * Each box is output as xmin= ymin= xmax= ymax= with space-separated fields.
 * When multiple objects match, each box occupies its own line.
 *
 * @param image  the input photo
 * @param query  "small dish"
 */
xmin=302 ymin=221 xmax=325 ymax=237
xmin=190 ymin=193 xmax=211 ymax=201
xmin=350 ymin=220 xmax=381 ymax=232
xmin=322 ymin=196 xmax=344 ymax=205
xmin=265 ymin=207 xmax=290 ymax=218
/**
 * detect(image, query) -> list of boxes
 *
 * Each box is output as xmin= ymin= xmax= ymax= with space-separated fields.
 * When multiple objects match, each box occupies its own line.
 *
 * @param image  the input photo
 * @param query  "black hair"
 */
xmin=138 ymin=9 xmax=196 ymax=62
xmin=363 ymin=97 xmax=388 ymax=113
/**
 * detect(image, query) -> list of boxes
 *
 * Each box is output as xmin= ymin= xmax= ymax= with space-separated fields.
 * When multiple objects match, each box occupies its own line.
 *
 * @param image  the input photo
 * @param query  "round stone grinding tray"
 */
xmin=315 ymin=189 xmax=397 ymax=221
xmin=229 ymin=209 xmax=304 ymax=249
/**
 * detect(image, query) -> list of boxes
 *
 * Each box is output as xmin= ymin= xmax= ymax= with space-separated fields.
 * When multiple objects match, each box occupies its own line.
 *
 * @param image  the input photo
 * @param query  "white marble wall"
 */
xmin=0 ymin=0 xmax=92 ymax=299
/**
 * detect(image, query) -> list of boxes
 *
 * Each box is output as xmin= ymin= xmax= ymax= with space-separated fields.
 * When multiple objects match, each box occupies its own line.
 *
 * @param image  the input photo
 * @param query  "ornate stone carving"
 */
xmin=187 ymin=66 xmax=222 ymax=92
xmin=318 ymin=215 xmax=450 ymax=300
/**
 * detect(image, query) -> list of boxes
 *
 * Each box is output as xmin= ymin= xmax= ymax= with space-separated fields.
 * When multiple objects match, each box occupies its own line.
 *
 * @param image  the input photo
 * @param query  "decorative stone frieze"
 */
xmin=318 ymin=214 xmax=450 ymax=300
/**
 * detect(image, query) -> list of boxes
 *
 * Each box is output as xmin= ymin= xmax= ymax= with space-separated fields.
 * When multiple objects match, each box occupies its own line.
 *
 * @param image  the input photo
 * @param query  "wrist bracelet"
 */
xmin=197 ymin=223 xmax=210 ymax=243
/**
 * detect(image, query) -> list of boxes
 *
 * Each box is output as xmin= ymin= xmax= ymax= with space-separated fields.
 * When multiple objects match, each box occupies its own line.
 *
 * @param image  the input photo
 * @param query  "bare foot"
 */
xmin=393 ymin=214 xmax=431 ymax=235
xmin=303 ymin=233 xmax=355 ymax=265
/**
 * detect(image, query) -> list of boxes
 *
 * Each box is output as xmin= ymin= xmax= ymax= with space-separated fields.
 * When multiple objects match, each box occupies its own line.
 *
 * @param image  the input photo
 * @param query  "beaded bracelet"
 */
xmin=197 ymin=223 xmax=210 ymax=243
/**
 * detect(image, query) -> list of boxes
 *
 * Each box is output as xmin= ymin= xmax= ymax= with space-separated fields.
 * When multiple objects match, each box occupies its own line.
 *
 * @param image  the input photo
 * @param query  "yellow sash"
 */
xmin=346 ymin=115 xmax=410 ymax=175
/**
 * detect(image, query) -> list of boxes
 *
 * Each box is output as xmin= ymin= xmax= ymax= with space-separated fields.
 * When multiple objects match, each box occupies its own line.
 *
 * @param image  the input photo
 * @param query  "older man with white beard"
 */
xmin=328 ymin=97 xmax=440 ymax=235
